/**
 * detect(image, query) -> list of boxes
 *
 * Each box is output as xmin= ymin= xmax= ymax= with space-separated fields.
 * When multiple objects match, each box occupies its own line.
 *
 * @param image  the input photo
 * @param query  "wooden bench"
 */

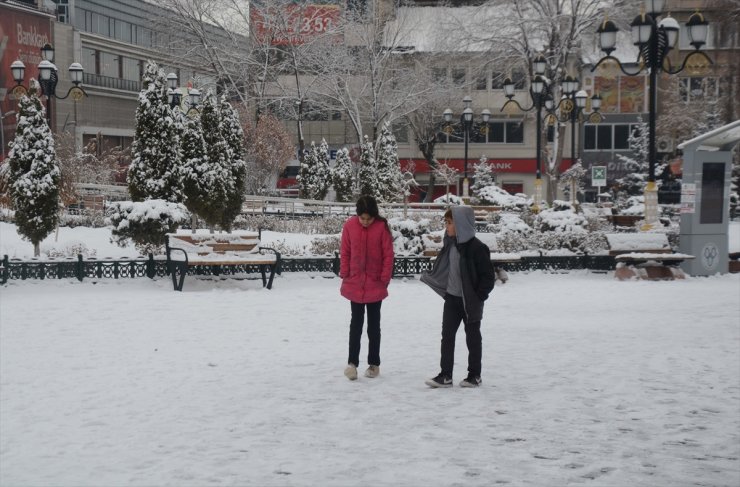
xmin=165 ymin=231 xmax=280 ymax=291
xmin=605 ymin=233 xmax=694 ymax=280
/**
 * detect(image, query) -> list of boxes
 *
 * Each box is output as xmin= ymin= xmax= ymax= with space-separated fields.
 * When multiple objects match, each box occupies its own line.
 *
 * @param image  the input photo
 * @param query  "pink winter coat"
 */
xmin=339 ymin=216 xmax=395 ymax=303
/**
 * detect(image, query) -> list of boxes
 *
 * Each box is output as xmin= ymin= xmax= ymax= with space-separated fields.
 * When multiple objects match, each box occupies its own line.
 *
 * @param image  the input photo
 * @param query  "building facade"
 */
xmin=1 ymin=0 xmax=222 ymax=169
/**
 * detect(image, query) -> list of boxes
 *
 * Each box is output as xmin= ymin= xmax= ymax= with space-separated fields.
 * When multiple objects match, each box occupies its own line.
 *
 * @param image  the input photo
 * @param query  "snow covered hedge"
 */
xmin=106 ymin=200 xmax=189 ymax=254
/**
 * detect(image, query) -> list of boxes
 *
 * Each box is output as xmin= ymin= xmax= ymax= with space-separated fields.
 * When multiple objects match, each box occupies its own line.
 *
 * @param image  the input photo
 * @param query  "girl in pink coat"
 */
xmin=339 ymin=195 xmax=395 ymax=381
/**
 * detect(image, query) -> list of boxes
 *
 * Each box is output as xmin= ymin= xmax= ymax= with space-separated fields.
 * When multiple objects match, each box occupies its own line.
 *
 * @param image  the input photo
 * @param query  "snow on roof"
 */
xmin=386 ymin=6 xmax=524 ymax=53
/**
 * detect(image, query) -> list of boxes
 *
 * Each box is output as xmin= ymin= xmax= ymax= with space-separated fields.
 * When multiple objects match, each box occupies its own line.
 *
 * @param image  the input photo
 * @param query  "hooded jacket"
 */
xmin=339 ymin=215 xmax=395 ymax=303
xmin=420 ymin=206 xmax=495 ymax=322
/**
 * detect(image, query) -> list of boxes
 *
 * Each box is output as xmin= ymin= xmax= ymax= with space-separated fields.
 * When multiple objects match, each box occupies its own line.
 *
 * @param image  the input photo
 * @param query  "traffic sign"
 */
xmin=591 ymin=166 xmax=607 ymax=187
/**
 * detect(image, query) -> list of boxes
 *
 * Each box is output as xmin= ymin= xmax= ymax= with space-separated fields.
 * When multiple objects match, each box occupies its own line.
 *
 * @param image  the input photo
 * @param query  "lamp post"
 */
xmin=166 ymin=72 xmax=201 ymax=116
xmin=10 ymin=43 xmax=87 ymax=131
xmin=501 ymin=53 xmax=548 ymax=211
xmin=544 ymin=75 xmax=603 ymax=204
xmin=443 ymin=95 xmax=491 ymax=199
xmin=592 ymin=0 xmax=711 ymax=230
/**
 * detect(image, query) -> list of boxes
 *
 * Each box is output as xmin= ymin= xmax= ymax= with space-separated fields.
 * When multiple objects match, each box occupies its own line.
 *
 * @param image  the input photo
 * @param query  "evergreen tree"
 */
xmin=127 ymin=60 xmax=182 ymax=202
xmin=297 ymin=140 xmax=330 ymax=200
xmin=179 ymin=111 xmax=210 ymax=227
xmin=297 ymin=142 xmax=316 ymax=199
xmin=375 ymin=123 xmax=403 ymax=202
xmin=7 ymin=84 xmax=61 ymax=256
xmin=615 ymin=116 xmax=665 ymax=199
xmin=332 ymin=148 xmax=354 ymax=202
xmin=219 ymin=95 xmax=248 ymax=230
xmin=471 ymin=155 xmax=496 ymax=200
xmin=199 ymin=92 xmax=232 ymax=228
xmin=314 ymin=139 xmax=332 ymax=200
xmin=358 ymin=136 xmax=380 ymax=198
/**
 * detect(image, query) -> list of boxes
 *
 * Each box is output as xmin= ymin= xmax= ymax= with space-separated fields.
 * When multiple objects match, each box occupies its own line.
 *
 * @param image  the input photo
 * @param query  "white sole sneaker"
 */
xmin=344 ymin=364 xmax=358 ymax=381
xmin=365 ymin=365 xmax=379 ymax=378
xmin=425 ymin=378 xmax=452 ymax=388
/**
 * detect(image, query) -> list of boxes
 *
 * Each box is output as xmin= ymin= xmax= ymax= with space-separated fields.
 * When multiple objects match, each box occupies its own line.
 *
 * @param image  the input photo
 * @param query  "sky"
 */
xmin=1 ymin=222 xmax=739 ymax=486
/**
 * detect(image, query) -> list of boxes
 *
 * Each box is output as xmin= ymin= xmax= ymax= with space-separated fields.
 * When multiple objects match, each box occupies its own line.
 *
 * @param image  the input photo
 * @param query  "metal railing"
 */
xmin=83 ymin=73 xmax=142 ymax=92
xmin=1 ymin=254 xmax=616 ymax=285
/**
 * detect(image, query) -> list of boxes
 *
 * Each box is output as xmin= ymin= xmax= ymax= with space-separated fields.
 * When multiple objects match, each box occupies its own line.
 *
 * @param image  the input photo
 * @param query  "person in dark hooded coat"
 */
xmin=421 ymin=206 xmax=495 ymax=388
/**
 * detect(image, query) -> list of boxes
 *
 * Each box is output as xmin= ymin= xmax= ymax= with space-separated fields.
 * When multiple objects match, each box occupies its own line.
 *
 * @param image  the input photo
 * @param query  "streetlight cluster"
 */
xmin=10 ymin=43 xmax=87 ymax=125
xmin=544 ymin=74 xmax=603 ymax=167
xmin=166 ymin=72 xmax=201 ymax=115
xmin=442 ymin=95 xmax=491 ymax=199
xmin=592 ymin=0 xmax=711 ymax=229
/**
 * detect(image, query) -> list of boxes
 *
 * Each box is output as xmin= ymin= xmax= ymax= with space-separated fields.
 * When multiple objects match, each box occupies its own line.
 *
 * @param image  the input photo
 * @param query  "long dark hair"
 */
xmin=355 ymin=195 xmax=390 ymax=232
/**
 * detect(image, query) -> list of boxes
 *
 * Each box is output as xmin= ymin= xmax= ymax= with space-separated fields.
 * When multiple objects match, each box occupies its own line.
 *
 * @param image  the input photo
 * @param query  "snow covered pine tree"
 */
xmin=7 ymin=83 xmax=61 ymax=257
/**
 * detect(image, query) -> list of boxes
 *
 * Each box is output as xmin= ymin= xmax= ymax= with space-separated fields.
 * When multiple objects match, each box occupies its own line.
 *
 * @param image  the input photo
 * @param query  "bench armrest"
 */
xmin=167 ymin=246 xmax=189 ymax=265
xmin=259 ymin=246 xmax=282 ymax=273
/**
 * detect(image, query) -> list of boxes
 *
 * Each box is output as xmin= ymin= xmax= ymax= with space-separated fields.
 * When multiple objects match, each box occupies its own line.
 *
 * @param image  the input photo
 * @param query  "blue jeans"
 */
xmin=348 ymin=301 xmax=382 ymax=367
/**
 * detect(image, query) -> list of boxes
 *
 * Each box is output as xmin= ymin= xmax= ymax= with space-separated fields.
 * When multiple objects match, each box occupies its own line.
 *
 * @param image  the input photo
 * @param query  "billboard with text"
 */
xmin=250 ymin=2 xmax=341 ymax=46
xmin=0 ymin=6 xmax=53 ymax=160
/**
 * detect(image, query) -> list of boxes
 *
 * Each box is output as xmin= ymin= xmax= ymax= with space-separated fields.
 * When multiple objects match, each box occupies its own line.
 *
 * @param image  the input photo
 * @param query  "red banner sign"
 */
xmin=250 ymin=4 xmax=341 ymax=46
xmin=0 ymin=6 xmax=53 ymax=160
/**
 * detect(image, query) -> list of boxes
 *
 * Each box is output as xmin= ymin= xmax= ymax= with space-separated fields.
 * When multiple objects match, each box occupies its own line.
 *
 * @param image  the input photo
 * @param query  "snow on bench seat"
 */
xmin=165 ymin=231 xmax=280 ymax=291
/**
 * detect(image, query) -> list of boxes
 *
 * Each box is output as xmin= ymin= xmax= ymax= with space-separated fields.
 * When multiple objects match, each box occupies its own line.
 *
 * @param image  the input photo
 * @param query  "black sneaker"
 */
xmin=460 ymin=375 xmax=482 ymax=388
xmin=425 ymin=373 xmax=452 ymax=388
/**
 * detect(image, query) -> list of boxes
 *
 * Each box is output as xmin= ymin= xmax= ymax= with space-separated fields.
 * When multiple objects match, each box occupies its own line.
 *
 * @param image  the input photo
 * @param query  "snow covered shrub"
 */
xmin=59 ymin=211 xmax=107 ymax=228
xmin=106 ymin=200 xmax=189 ymax=254
xmin=46 ymin=241 xmax=96 ymax=259
xmin=534 ymin=200 xmax=588 ymax=233
xmin=496 ymin=231 xmax=534 ymax=253
xmin=433 ymin=193 xmax=464 ymax=205
xmin=310 ymin=235 xmax=341 ymax=255
xmin=236 ymin=214 xmax=346 ymax=235
xmin=475 ymin=185 xmax=529 ymax=209
xmin=617 ymin=196 xmax=644 ymax=216
xmin=488 ymin=212 xmax=536 ymax=252
xmin=388 ymin=216 xmax=438 ymax=255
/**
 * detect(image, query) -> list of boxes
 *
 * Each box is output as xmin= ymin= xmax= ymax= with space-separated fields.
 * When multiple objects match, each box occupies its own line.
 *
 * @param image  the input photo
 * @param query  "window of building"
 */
xmin=715 ymin=22 xmax=739 ymax=48
xmin=491 ymin=68 xmax=526 ymax=90
xmin=512 ymin=68 xmax=527 ymax=89
xmin=115 ymin=20 xmax=133 ymax=43
xmin=392 ymin=122 xmax=408 ymax=144
xmin=81 ymin=47 xmax=97 ymax=74
xmin=100 ymin=52 xmax=119 ymax=78
xmin=431 ymin=67 xmax=447 ymax=83
xmin=584 ymin=123 xmax=641 ymax=151
xmin=452 ymin=68 xmax=466 ymax=87
xmin=438 ymin=120 xmax=523 ymax=144
xmin=476 ymin=74 xmax=487 ymax=90
xmin=679 ymin=77 xmax=718 ymax=103
xmin=614 ymin=125 xmax=630 ymax=150
xmin=122 ymin=57 xmax=141 ymax=81
xmin=92 ymin=13 xmax=110 ymax=36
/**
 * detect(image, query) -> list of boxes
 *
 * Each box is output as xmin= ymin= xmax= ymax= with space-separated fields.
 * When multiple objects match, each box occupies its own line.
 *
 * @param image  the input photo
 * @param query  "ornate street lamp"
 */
xmin=443 ymin=95 xmax=491 ymax=199
xmin=501 ymin=53 xmax=548 ymax=211
xmin=544 ymin=77 xmax=603 ymax=205
xmin=592 ymin=1 xmax=711 ymax=229
xmin=10 ymin=43 xmax=88 ymax=127
xmin=167 ymin=72 xmax=201 ymax=116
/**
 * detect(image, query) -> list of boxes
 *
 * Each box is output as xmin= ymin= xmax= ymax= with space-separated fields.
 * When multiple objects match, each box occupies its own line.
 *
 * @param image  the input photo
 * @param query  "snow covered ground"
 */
xmin=1 ymin=266 xmax=739 ymax=486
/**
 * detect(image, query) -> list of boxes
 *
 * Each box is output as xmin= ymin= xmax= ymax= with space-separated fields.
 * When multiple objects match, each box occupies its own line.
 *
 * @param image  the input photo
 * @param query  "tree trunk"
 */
xmin=34 ymin=242 xmax=40 ymax=257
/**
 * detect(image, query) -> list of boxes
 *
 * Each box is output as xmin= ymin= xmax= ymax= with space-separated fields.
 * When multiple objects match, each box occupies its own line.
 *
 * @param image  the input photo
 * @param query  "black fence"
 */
xmin=1 ymin=253 xmax=616 ymax=286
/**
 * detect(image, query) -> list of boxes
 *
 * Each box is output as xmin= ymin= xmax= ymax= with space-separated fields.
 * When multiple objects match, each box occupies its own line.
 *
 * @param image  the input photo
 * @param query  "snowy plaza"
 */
xmin=1 ymin=235 xmax=738 ymax=486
